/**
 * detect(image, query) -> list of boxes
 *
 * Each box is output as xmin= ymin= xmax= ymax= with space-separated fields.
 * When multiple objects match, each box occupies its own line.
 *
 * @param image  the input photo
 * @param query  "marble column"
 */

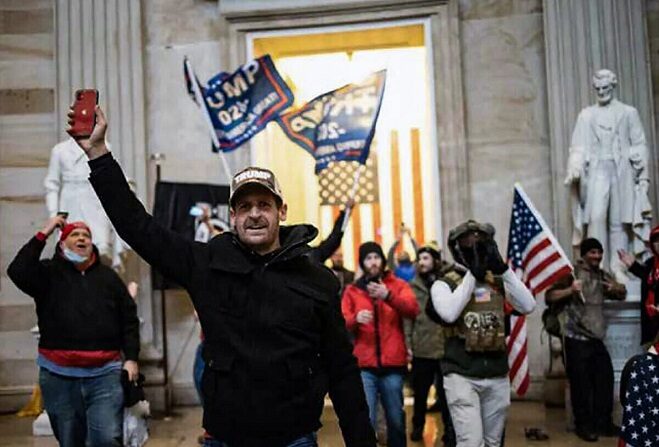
xmin=54 ymin=1 xmax=156 ymax=349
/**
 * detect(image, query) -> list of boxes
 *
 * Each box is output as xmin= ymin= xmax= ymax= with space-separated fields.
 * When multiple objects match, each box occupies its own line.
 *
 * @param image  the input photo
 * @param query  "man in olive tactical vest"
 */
xmin=428 ymin=220 xmax=535 ymax=447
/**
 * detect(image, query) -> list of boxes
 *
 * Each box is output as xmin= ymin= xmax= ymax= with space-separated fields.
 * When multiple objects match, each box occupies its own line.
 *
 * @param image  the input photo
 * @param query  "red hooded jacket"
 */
xmin=341 ymin=271 xmax=420 ymax=368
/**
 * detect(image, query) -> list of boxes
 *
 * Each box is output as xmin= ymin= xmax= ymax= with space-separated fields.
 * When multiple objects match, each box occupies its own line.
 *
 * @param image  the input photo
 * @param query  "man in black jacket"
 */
xmin=7 ymin=217 xmax=139 ymax=447
xmin=69 ymin=106 xmax=374 ymax=447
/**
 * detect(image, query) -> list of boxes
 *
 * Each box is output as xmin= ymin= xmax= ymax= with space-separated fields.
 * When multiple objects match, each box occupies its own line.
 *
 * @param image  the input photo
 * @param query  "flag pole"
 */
xmin=184 ymin=58 xmax=233 ymax=183
xmin=218 ymin=152 xmax=233 ymax=184
xmin=341 ymin=164 xmax=362 ymax=232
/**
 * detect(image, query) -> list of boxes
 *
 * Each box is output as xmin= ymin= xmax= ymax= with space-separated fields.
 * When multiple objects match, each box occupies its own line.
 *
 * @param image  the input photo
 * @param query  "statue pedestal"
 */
xmin=624 ymin=276 xmax=642 ymax=302
xmin=603 ymin=301 xmax=642 ymax=424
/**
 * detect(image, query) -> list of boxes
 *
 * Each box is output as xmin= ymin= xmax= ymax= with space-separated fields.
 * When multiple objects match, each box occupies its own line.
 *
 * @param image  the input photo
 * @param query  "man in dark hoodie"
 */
xmin=341 ymin=241 xmax=420 ymax=447
xmin=66 ymin=106 xmax=374 ymax=447
xmin=7 ymin=216 xmax=140 ymax=447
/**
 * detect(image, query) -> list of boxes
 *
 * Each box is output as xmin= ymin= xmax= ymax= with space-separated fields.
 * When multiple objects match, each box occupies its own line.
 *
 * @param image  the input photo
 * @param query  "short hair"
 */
xmin=592 ymin=69 xmax=618 ymax=87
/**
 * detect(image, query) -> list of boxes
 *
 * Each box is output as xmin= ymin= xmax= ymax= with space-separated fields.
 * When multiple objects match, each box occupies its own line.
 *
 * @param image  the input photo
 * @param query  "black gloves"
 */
xmin=485 ymin=239 xmax=508 ymax=275
xmin=452 ymin=237 xmax=508 ymax=281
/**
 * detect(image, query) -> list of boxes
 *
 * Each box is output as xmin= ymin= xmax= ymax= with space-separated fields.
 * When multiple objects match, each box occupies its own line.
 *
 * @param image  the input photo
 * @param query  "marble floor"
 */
xmin=0 ymin=401 xmax=617 ymax=447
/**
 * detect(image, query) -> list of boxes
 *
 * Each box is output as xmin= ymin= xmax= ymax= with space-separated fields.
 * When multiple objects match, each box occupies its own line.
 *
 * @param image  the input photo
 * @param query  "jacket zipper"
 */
xmin=373 ymin=298 xmax=382 ymax=368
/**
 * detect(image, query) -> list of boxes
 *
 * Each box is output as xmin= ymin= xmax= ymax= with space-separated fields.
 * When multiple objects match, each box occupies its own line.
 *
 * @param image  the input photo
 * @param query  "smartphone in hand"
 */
xmin=67 ymin=89 xmax=98 ymax=139
xmin=56 ymin=211 xmax=68 ymax=228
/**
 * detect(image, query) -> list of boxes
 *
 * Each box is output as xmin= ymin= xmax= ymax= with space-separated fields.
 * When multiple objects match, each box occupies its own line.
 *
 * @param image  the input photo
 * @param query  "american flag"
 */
xmin=318 ymin=157 xmax=380 ymax=206
xmin=619 ymin=353 xmax=659 ymax=447
xmin=506 ymin=183 xmax=572 ymax=395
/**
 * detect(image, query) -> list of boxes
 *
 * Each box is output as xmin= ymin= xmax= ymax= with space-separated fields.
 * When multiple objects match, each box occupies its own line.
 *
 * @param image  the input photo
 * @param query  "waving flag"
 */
xmin=277 ymin=70 xmax=386 ymax=173
xmin=506 ymin=183 xmax=573 ymax=396
xmin=184 ymin=55 xmax=294 ymax=152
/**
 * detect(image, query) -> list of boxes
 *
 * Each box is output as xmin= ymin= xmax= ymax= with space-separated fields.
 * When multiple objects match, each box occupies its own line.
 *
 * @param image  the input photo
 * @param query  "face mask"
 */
xmin=62 ymin=247 xmax=88 ymax=264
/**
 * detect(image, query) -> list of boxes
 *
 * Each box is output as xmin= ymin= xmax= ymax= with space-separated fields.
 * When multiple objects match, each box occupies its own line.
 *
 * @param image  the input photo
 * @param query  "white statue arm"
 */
xmin=628 ymin=108 xmax=649 ymax=185
xmin=564 ymin=110 xmax=589 ymax=185
xmin=43 ymin=146 xmax=61 ymax=217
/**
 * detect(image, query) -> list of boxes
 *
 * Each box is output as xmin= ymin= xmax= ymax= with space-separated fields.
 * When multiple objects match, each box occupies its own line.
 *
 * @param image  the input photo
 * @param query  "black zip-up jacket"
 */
xmin=629 ymin=258 xmax=659 ymax=345
xmin=88 ymin=153 xmax=375 ymax=447
xmin=7 ymin=240 xmax=139 ymax=360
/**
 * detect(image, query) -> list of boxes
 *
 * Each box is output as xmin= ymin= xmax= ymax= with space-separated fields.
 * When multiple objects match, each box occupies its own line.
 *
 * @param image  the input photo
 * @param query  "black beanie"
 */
xmin=580 ymin=238 xmax=603 ymax=256
xmin=358 ymin=241 xmax=386 ymax=270
xmin=418 ymin=245 xmax=441 ymax=261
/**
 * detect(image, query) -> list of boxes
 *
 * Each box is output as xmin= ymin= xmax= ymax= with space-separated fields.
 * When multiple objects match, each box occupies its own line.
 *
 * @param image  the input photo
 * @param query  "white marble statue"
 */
xmin=565 ymin=69 xmax=652 ymax=282
xmin=44 ymin=138 xmax=128 ymax=267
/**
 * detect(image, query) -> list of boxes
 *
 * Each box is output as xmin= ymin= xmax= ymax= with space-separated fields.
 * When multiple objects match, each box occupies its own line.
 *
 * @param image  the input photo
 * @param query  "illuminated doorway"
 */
xmin=247 ymin=21 xmax=441 ymax=271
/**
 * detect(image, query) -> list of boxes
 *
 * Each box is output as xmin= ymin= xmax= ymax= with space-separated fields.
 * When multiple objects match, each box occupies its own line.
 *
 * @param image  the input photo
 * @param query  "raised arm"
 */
xmin=387 ymin=239 xmax=399 ymax=270
xmin=7 ymin=216 xmax=66 ymax=300
xmin=618 ymin=249 xmax=648 ymax=281
xmin=430 ymin=272 xmax=475 ymax=323
xmin=70 ymin=106 xmax=196 ymax=288
xmin=310 ymin=210 xmax=347 ymax=264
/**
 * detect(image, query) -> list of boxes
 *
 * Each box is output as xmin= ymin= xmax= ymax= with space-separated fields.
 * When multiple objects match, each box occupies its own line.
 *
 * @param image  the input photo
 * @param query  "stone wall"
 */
xmin=649 ymin=0 xmax=659 ymax=172
xmin=0 ymin=0 xmax=57 ymax=411
xmin=142 ymin=0 xmax=229 ymax=405
xmin=459 ymin=0 xmax=551 ymax=397
xmin=143 ymin=0 xmax=229 ymax=186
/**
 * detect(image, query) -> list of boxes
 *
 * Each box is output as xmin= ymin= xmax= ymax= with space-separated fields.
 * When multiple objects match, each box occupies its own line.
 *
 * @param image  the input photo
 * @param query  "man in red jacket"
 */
xmin=342 ymin=242 xmax=420 ymax=447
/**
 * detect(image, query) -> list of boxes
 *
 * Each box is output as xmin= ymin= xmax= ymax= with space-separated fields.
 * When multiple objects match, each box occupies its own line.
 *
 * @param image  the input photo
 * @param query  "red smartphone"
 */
xmin=67 ymin=89 xmax=98 ymax=139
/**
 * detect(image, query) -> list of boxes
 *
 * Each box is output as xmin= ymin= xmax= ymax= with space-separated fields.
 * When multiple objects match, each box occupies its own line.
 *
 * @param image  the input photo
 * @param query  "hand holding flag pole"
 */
xmin=340 ymin=166 xmax=362 ymax=232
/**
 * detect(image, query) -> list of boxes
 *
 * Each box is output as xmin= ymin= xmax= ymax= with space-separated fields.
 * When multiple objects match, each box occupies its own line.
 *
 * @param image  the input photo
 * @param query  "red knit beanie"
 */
xmin=59 ymin=222 xmax=92 ymax=242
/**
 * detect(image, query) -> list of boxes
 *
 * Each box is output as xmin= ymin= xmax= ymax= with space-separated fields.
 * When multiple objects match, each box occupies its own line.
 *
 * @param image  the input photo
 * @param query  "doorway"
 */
xmin=247 ymin=21 xmax=441 ymax=270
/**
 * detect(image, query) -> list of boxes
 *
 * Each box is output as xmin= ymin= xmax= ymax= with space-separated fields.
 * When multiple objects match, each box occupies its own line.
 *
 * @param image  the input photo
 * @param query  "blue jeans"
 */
xmin=193 ymin=342 xmax=205 ymax=405
xmin=360 ymin=370 xmax=406 ymax=447
xmin=203 ymin=432 xmax=317 ymax=447
xmin=39 ymin=368 xmax=123 ymax=447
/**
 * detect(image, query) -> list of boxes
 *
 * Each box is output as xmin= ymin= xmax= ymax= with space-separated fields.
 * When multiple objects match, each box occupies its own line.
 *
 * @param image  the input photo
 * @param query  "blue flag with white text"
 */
xmin=276 ymin=70 xmax=386 ymax=173
xmin=184 ymin=55 xmax=294 ymax=152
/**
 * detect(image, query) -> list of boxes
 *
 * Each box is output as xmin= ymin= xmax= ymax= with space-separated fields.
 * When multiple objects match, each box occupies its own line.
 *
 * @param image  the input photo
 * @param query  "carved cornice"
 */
xmin=220 ymin=0 xmax=449 ymax=24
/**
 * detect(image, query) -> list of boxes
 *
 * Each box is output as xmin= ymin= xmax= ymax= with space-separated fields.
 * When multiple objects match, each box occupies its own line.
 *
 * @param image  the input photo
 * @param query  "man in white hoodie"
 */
xmin=427 ymin=220 xmax=535 ymax=447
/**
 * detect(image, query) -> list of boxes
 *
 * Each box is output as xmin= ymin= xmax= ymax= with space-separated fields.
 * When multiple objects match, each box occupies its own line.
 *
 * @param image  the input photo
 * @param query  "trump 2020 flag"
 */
xmin=506 ymin=183 xmax=573 ymax=396
xmin=184 ymin=55 xmax=294 ymax=152
xmin=277 ymin=70 xmax=386 ymax=173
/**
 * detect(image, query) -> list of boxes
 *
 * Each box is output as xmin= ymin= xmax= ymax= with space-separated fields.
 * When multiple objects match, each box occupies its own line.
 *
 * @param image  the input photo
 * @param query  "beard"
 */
xmin=365 ymin=264 xmax=382 ymax=280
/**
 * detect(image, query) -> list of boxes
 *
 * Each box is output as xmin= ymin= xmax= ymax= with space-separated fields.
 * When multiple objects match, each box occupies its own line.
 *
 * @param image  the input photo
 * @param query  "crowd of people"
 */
xmin=6 ymin=102 xmax=659 ymax=447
